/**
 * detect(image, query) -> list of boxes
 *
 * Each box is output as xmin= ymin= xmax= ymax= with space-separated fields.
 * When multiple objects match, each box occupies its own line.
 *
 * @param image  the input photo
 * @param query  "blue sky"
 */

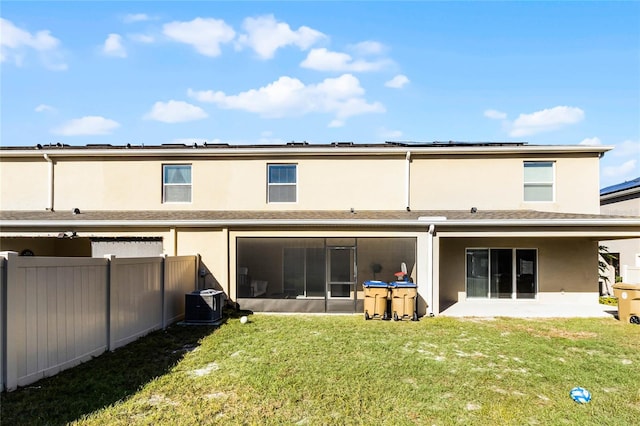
xmin=1 ymin=1 xmax=639 ymax=187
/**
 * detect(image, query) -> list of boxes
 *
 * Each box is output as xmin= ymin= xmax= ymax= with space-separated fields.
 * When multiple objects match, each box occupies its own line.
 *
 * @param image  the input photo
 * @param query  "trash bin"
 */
xmin=390 ymin=281 xmax=418 ymax=321
xmin=612 ymin=283 xmax=640 ymax=324
xmin=363 ymin=280 xmax=390 ymax=320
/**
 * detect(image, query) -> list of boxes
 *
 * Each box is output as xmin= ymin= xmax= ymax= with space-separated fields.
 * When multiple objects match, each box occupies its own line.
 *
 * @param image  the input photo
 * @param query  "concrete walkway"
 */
xmin=440 ymin=301 xmax=618 ymax=318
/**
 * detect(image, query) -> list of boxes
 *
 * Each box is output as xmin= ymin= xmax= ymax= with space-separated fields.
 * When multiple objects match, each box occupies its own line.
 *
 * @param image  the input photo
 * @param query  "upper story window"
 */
xmin=268 ymin=164 xmax=297 ymax=203
xmin=523 ymin=161 xmax=554 ymax=202
xmin=163 ymin=164 xmax=192 ymax=203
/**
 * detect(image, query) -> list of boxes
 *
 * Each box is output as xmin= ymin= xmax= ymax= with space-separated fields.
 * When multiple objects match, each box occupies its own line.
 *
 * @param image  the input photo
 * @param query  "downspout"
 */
xmin=405 ymin=151 xmax=411 ymax=211
xmin=427 ymin=224 xmax=435 ymax=316
xmin=43 ymin=154 xmax=54 ymax=211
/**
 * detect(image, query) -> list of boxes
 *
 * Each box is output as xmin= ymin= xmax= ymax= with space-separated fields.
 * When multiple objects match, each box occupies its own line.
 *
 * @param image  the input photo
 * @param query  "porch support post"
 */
xmin=416 ymin=229 xmax=431 ymax=317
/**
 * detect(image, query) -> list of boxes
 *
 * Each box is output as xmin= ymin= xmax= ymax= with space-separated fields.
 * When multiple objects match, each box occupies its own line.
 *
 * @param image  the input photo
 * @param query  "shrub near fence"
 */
xmin=0 ymin=252 xmax=198 ymax=392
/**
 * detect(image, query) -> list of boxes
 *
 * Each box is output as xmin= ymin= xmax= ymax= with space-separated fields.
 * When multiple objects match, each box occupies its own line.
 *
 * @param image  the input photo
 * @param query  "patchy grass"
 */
xmin=3 ymin=315 xmax=640 ymax=425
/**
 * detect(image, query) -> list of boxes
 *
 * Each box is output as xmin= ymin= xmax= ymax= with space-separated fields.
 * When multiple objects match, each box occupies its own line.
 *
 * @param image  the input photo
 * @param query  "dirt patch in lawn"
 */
xmin=505 ymin=324 xmax=598 ymax=340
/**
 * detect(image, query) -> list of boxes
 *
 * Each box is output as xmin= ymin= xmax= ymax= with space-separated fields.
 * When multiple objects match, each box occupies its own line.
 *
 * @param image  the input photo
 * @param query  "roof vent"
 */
xmin=72 ymin=207 xmax=81 ymax=215
xmin=470 ymin=207 xmax=478 ymax=213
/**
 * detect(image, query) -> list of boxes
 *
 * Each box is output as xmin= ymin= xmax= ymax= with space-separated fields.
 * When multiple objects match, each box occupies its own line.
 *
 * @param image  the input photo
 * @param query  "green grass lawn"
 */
xmin=2 ymin=314 xmax=639 ymax=425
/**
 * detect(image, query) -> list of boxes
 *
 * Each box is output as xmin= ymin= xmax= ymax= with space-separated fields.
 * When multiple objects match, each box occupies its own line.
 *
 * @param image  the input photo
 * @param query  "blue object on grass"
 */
xmin=570 ymin=387 xmax=591 ymax=404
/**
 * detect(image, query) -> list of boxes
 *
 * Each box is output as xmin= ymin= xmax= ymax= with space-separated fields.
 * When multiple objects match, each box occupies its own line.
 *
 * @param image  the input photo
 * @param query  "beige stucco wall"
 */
xmin=438 ymin=237 xmax=599 ymax=309
xmin=0 ymin=159 xmax=49 ymax=210
xmin=1 ymin=152 xmax=601 ymax=214
xmin=410 ymin=155 xmax=600 ymax=213
xmin=175 ymin=228 xmax=228 ymax=291
xmin=601 ymin=195 xmax=640 ymax=216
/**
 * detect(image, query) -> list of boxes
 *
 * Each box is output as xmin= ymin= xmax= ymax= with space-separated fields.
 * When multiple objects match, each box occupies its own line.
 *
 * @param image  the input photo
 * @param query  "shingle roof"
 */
xmin=0 ymin=209 xmax=635 ymax=223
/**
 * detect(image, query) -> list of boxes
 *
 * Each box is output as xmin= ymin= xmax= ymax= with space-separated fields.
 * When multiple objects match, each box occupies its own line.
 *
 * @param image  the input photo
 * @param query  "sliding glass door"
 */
xmin=466 ymin=248 xmax=537 ymax=299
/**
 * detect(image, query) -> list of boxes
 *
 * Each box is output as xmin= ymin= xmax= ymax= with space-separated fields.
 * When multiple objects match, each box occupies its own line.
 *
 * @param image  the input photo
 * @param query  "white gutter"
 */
xmin=405 ymin=151 xmax=411 ymax=210
xmin=427 ymin=224 xmax=435 ymax=316
xmin=43 ymin=154 xmax=54 ymax=211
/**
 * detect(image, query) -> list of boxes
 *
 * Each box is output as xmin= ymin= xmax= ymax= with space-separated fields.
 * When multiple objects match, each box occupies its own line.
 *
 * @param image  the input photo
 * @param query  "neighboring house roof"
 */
xmin=1 ymin=209 xmax=638 ymax=229
xmin=600 ymin=177 xmax=640 ymax=202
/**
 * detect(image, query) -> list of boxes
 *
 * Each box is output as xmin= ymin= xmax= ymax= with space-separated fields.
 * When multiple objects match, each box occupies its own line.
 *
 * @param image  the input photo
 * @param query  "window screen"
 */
xmin=524 ymin=161 xmax=554 ymax=202
xmin=268 ymin=164 xmax=297 ymax=203
xmin=163 ymin=164 xmax=192 ymax=203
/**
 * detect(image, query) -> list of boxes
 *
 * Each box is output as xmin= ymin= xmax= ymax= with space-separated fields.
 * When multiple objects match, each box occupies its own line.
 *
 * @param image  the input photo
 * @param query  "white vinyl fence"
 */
xmin=622 ymin=265 xmax=640 ymax=284
xmin=0 ymin=252 xmax=198 ymax=392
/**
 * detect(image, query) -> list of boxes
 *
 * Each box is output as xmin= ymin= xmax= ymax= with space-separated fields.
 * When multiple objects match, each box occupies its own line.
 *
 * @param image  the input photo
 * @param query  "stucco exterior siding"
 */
xmin=0 ymin=159 xmax=49 ymax=210
xmin=438 ymin=237 xmax=599 ymax=311
xmin=409 ymin=155 xmax=600 ymax=213
xmin=0 ymin=151 xmax=601 ymax=213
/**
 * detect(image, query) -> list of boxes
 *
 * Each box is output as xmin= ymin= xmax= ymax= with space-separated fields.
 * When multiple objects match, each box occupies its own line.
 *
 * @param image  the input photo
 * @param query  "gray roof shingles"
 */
xmin=0 ymin=209 xmax=635 ymax=223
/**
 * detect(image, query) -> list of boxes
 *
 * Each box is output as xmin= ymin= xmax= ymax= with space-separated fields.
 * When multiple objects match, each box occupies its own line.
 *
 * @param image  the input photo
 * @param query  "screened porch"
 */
xmin=235 ymin=237 xmax=416 ymax=313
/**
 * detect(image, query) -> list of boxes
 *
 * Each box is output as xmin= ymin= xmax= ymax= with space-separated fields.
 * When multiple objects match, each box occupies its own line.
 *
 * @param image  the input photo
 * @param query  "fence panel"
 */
xmin=622 ymin=265 xmax=640 ymax=284
xmin=109 ymin=257 xmax=163 ymax=351
xmin=3 ymin=253 xmax=109 ymax=391
xmin=1 ymin=256 xmax=5 ymax=391
xmin=163 ymin=255 xmax=197 ymax=327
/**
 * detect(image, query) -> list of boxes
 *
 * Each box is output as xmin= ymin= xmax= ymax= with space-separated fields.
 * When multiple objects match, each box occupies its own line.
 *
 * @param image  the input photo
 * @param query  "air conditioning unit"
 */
xmin=185 ymin=289 xmax=223 ymax=323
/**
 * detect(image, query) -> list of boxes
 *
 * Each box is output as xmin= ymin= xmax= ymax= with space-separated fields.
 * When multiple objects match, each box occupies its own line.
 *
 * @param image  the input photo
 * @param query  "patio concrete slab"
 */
xmin=440 ymin=301 xmax=618 ymax=318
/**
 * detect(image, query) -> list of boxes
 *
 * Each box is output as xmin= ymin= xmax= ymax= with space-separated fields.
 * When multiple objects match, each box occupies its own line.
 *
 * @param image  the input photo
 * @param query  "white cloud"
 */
xmin=35 ymin=104 xmax=55 ymax=113
xmin=188 ymin=73 xmax=384 ymax=125
xmin=602 ymin=159 xmax=637 ymax=179
xmin=143 ymin=100 xmax=208 ymax=123
xmin=379 ymin=128 xmax=403 ymax=139
xmin=484 ymin=109 xmax=507 ymax=120
xmin=349 ymin=41 xmax=385 ymax=55
xmin=129 ymin=34 xmax=155 ymax=44
xmin=611 ymin=139 xmax=640 ymax=157
xmin=123 ymin=13 xmax=152 ymax=24
xmin=102 ymin=34 xmax=127 ymax=58
xmin=385 ymin=75 xmax=410 ymax=89
xmin=509 ymin=106 xmax=584 ymax=137
xmin=0 ymin=18 xmax=67 ymax=70
xmin=301 ymin=48 xmax=390 ymax=72
xmin=52 ymin=116 xmax=120 ymax=136
xmin=236 ymin=15 xmax=325 ymax=59
xmin=579 ymin=137 xmax=602 ymax=146
xmin=163 ymin=18 xmax=235 ymax=57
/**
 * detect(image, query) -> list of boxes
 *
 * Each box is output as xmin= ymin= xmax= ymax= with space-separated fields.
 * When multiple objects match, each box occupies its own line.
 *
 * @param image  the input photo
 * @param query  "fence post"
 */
xmin=104 ymin=254 xmax=116 ymax=351
xmin=2 ymin=252 xmax=18 ymax=391
xmin=161 ymin=254 xmax=167 ymax=329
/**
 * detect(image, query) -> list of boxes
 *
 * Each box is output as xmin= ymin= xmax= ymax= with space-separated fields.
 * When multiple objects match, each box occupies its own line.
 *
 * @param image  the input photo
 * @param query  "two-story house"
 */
xmin=600 ymin=177 xmax=640 ymax=283
xmin=1 ymin=141 xmax=638 ymax=316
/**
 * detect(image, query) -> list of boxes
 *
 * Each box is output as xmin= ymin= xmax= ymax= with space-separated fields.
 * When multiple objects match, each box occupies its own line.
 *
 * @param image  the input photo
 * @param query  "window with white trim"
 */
xmin=268 ymin=164 xmax=297 ymax=203
xmin=523 ymin=161 xmax=554 ymax=202
xmin=163 ymin=164 xmax=192 ymax=203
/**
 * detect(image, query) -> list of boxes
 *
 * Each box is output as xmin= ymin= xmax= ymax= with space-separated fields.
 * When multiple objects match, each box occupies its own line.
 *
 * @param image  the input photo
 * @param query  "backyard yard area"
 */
xmin=2 ymin=313 xmax=639 ymax=425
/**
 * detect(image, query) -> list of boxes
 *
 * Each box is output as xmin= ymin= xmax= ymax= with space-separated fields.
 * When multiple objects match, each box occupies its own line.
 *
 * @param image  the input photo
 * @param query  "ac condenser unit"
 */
xmin=185 ymin=289 xmax=223 ymax=322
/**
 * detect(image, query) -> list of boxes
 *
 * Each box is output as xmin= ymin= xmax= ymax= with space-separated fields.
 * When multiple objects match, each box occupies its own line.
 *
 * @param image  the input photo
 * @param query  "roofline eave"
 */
xmin=1 ymin=218 xmax=639 ymax=228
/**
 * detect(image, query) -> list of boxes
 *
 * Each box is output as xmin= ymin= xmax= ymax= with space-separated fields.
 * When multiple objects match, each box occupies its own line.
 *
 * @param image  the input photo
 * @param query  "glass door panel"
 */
xmin=516 ymin=249 xmax=536 ymax=299
xmin=306 ymin=248 xmax=326 ymax=297
xmin=466 ymin=249 xmax=489 ymax=298
xmin=490 ymin=249 xmax=513 ymax=299
xmin=283 ymin=248 xmax=305 ymax=297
